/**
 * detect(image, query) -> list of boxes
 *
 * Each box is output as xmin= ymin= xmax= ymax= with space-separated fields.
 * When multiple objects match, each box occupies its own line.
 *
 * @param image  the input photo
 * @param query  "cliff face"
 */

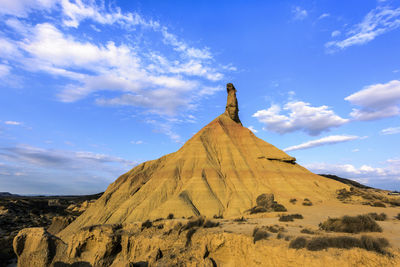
xmin=58 ymin=83 xmax=346 ymax=240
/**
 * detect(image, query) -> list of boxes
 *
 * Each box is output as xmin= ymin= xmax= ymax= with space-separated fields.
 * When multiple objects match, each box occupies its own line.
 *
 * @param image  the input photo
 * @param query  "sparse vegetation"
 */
xmin=279 ymin=214 xmax=303 ymax=222
xmin=272 ymin=203 xmax=287 ymax=212
xmin=289 ymin=198 xmax=297 ymax=204
xmin=213 ymin=214 xmax=223 ymax=219
xmin=289 ymin=237 xmax=307 ymax=249
xmin=302 ymin=199 xmax=313 ymax=206
xmin=319 ymin=215 xmax=382 ymax=233
xmin=372 ymin=201 xmax=386 ymax=208
xmin=396 ymin=213 xmax=400 ymax=220
xmin=249 ymin=206 xmax=268 ymax=214
xmin=289 ymin=235 xmax=390 ymax=254
xmin=367 ymin=212 xmax=387 ymax=221
xmin=264 ymin=225 xmax=285 ymax=233
xmin=203 ymin=219 xmax=220 ymax=228
xmin=141 ymin=219 xmax=153 ymax=230
xmin=253 ymin=227 xmax=270 ymax=243
xmin=233 ymin=216 xmax=247 ymax=222
xmin=300 ymin=228 xmax=315 ymax=235
xmin=167 ymin=213 xmax=174 ymax=219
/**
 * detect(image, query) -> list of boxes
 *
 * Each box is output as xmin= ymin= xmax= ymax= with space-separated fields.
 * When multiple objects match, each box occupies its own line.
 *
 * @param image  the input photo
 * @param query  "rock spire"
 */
xmin=225 ymin=83 xmax=241 ymax=124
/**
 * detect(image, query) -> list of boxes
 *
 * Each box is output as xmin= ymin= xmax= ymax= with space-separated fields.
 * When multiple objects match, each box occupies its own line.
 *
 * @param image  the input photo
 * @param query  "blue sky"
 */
xmin=0 ymin=0 xmax=400 ymax=194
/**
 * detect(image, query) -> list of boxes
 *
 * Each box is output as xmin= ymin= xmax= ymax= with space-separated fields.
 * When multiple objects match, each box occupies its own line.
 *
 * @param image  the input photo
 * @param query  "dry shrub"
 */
xmin=289 ymin=198 xmax=297 ymax=204
xmin=300 ymin=228 xmax=315 ymax=234
xmin=265 ymin=225 xmax=285 ymax=233
xmin=395 ymin=213 xmax=400 ymax=220
xmin=141 ymin=220 xmax=153 ymax=230
xmin=213 ymin=214 xmax=223 ymax=219
xmin=279 ymin=214 xmax=303 ymax=222
xmin=289 ymin=237 xmax=307 ymax=249
xmin=302 ymin=199 xmax=313 ymax=206
xmin=203 ymin=220 xmax=220 ymax=228
xmin=290 ymin=235 xmax=390 ymax=254
xmin=167 ymin=213 xmax=174 ymax=219
xmin=249 ymin=206 xmax=267 ymax=214
xmin=367 ymin=212 xmax=387 ymax=221
xmin=253 ymin=227 xmax=270 ymax=243
xmin=372 ymin=201 xmax=386 ymax=208
xmin=319 ymin=215 xmax=382 ymax=233
xmin=233 ymin=216 xmax=246 ymax=222
xmin=182 ymin=217 xmax=205 ymax=230
xmin=272 ymin=203 xmax=287 ymax=212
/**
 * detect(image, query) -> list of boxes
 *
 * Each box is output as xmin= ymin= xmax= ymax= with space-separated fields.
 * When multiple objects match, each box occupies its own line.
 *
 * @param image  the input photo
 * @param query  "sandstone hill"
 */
xmin=59 ymin=83 xmax=346 ymax=240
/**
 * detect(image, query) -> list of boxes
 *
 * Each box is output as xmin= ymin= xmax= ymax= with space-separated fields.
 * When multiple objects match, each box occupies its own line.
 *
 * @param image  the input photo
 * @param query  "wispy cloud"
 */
xmin=253 ymin=101 xmax=348 ymax=135
xmin=326 ymin=5 xmax=400 ymax=51
xmin=345 ymin=80 xmax=400 ymax=121
xmin=381 ymin=126 xmax=400 ymax=135
xmin=284 ymin=135 xmax=360 ymax=152
xmin=318 ymin=13 xmax=330 ymax=20
xmin=4 ymin=120 xmax=22 ymax=125
xmin=292 ymin=6 xmax=308 ymax=21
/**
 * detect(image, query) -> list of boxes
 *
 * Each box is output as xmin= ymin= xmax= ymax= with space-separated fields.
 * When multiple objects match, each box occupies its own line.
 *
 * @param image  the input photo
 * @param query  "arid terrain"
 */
xmin=7 ymin=84 xmax=400 ymax=266
xmin=0 ymin=193 xmax=102 ymax=266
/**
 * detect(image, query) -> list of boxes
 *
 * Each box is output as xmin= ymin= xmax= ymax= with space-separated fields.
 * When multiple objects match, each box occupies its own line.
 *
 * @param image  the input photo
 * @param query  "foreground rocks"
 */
xmin=13 ymin=218 xmax=400 ymax=267
xmin=0 ymin=193 xmax=102 ymax=266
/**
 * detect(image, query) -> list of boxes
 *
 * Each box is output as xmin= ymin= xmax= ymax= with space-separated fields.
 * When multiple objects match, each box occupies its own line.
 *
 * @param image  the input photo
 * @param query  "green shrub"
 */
xmin=319 ymin=215 xmax=382 ymax=233
xmin=302 ymin=199 xmax=313 ymax=206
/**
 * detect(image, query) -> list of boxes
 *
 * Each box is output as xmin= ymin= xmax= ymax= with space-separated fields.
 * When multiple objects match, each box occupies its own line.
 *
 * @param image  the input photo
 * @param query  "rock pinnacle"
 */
xmin=225 ymin=83 xmax=242 ymax=124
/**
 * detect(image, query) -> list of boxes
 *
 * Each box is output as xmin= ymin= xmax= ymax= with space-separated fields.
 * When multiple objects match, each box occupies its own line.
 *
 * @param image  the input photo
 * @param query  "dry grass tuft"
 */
xmin=289 ymin=235 xmax=390 ymax=254
xmin=279 ymin=214 xmax=303 ymax=222
xmin=319 ymin=215 xmax=382 ymax=233
xmin=253 ymin=227 xmax=270 ymax=243
xmin=367 ymin=212 xmax=387 ymax=221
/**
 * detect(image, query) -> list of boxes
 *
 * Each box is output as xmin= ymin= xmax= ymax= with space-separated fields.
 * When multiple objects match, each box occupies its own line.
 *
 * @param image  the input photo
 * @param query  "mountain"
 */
xmin=59 ymin=83 xmax=346 ymax=239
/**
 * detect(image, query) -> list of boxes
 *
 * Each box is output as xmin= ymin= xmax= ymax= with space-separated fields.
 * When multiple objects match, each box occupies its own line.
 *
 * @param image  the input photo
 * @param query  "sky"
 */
xmin=0 ymin=0 xmax=400 ymax=195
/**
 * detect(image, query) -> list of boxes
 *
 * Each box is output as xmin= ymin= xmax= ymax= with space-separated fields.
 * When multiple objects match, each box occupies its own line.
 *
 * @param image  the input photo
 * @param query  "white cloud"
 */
xmin=4 ymin=121 xmax=22 ymax=125
xmin=0 ymin=0 xmax=57 ymax=17
xmin=247 ymin=126 xmax=258 ymax=133
xmin=331 ymin=30 xmax=341 ymax=37
xmin=284 ymin=135 xmax=360 ymax=152
xmin=253 ymin=101 xmax=348 ymax=135
xmin=381 ymin=126 xmax=400 ymax=135
xmin=0 ymin=64 xmax=11 ymax=78
xmin=345 ymin=80 xmax=400 ymax=121
xmin=326 ymin=6 xmax=400 ymax=50
xmin=352 ymin=148 xmax=360 ymax=152
xmin=305 ymin=161 xmax=399 ymax=182
xmin=130 ymin=140 xmax=143 ymax=145
xmin=318 ymin=13 xmax=330 ymax=20
xmin=292 ymin=6 xmax=308 ymax=20
xmin=0 ymin=0 xmax=232 ymax=140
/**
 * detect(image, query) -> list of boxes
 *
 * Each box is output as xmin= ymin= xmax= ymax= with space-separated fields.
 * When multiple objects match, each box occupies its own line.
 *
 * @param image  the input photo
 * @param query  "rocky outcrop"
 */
xmin=225 ymin=83 xmax=241 ymax=124
xmin=13 ymin=221 xmax=400 ymax=267
xmin=13 ymin=228 xmax=64 ymax=267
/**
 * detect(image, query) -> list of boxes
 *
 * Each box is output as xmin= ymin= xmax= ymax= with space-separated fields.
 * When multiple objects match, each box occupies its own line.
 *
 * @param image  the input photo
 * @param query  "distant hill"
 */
xmin=0 ymin=192 xmax=19 ymax=197
xmin=318 ymin=174 xmax=372 ymax=189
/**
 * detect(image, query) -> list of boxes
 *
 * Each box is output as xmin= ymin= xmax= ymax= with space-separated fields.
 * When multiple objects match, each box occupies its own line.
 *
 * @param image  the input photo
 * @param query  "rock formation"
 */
xmin=57 ymin=83 xmax=345 ymax=239
xmin=225 ymin=83 xmax=241 ymax=124
xmin=13 ymin=83 xmax=364 ymax=266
